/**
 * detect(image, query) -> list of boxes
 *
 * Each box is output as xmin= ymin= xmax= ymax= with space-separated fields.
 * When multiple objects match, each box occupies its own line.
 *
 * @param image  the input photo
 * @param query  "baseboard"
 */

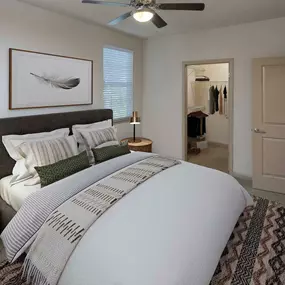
xmin=208 ymin=141 xmax=228 ymax=148
xmin=232 ymin=172 xmax=252 ymax=181
xmin=232 ymin=172 xmax=252 ymax=182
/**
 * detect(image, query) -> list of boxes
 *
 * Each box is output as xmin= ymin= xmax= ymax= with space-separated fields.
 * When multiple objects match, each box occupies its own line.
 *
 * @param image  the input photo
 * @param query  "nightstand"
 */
xmin=121 ymin=138 xmax=153 ymax=153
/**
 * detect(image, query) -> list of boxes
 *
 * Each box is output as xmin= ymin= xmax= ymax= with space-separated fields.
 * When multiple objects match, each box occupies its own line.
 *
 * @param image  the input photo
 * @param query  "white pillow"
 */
xmin=72 ymin=119 xmax=112 ymax=130
xmin=72 ymin=120 xmax=112 ymax=152
xmin=19 ymin=136 xmax=79 ymax=186
xmin=2 ymin=128 xmax=70 ymax=161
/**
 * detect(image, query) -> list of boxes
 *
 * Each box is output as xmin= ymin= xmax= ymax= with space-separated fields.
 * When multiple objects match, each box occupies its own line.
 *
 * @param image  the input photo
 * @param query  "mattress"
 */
xmin=2 ymin=152 xmax=252 ymax=285
xmin=0 ymin=176 xmax=40 ymax=211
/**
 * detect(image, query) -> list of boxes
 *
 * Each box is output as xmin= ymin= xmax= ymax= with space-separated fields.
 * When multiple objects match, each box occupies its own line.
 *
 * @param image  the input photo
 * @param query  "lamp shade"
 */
xmin=133 ymin=8 xmax=154 ymax=23
xmin=130 ymin=111 xmax=141 ymax=125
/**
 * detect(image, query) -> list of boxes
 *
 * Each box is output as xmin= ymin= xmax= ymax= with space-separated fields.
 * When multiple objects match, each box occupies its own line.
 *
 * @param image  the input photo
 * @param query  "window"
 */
xmin=103 ymin=47 xmax=134 ymax=121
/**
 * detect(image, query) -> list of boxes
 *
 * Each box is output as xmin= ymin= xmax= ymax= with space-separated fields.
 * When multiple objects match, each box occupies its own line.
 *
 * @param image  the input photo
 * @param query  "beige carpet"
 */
xmin=237 ymin=178 xmax=285 ymax=206
xmin=187 ymin=144 xmax=285 ymax=205
xmin=188 ymin=143 xmax=229 ymax=173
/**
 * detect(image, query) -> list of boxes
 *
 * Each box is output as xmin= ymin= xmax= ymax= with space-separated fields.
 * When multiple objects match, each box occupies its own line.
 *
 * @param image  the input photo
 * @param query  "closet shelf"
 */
xmin=192 ymin=80 xmax=228 ymax=84
xmin=188 ymin=106 xmax=205 ymax=113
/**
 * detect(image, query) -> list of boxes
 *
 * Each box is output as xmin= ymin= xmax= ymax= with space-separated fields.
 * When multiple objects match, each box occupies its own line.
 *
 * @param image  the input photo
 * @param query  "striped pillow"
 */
xmin=20 ymin=136 xmax=79 ymax=184
xmin=72 ymin=119 xmax=112 ymax=153
xmin=79 ymin=127 xmax=118 ymax=164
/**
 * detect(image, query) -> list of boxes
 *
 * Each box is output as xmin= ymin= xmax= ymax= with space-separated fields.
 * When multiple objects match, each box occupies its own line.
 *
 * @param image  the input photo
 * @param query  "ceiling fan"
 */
xmin=82 ymin=0 xmax=205 ymax=28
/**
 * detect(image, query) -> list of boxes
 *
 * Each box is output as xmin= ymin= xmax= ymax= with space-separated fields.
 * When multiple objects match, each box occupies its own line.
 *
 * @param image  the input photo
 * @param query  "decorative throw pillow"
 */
xmin=19 ymin=136 xmax=79 ymax=185
xmin=92 ymin=144 xmax=130 ymax=164
xmin=35 ymin=151 xmax=90 ymax=187
xmin=79 ymin=127 xmax=118 ymax=164
xmin=72 ymin=119 xmax=112 ymax=152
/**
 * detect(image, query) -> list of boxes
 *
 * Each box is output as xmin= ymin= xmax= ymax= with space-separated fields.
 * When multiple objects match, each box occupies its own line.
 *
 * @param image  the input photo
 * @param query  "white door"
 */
xmin=253 ymin=57 xmax=285 ymax=193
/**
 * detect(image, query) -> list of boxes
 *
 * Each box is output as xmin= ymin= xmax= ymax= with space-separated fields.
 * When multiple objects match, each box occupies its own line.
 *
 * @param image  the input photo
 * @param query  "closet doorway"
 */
xmin=183 ymin=59 xmax=234 ymax=174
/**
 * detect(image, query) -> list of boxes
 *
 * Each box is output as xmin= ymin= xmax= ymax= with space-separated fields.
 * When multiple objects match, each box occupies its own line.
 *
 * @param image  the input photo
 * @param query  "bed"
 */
xmin=0 ymin=109 xmax=113 ymax=231
xmin=1 ymin=109 xmax=281 ymax=285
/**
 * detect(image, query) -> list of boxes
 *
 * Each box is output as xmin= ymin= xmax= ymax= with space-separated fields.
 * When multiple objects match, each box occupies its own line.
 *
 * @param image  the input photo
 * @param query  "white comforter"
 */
xmin=58 ymin=154 xmax=252 ymax=285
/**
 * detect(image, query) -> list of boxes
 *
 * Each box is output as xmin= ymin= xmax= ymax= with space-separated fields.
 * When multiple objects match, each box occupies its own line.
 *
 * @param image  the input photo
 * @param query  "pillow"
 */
xmin=80 ymin=126 xmax=118 ymax=148
xmin=35 ymin=151 xmax=90 ymax=187
xmin=79 ymin=127 xmax=118 ymax=164
xmin=72 ymin=119 xmax=112 ymax=152
xmin=3 ymin=128 xmax=70 ymax=185
xmin=72 ymin=119 xmax=112 ymax=131
xmin=2 ymin=128 xmax=70 ymax=161
xmin=17 ymin=136 xmax=79 ymax=186
xmin=95 ymin=141 xmax=119 ymax=149
xmin=92 ymin=144 xmax=130 ymax=164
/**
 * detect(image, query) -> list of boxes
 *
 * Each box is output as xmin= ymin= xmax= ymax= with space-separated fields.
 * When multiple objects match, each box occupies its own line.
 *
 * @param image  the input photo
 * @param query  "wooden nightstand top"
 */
xmin=121 ymin=137 xmax=152 ymax=147
xmin=121 ymin=138 xmax=153 ymax=153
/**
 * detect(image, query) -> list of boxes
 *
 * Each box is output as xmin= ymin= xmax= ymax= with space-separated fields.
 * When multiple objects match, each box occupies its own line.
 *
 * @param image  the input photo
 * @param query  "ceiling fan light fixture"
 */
xmin=133 ymin=8 xmax=154 ymax=22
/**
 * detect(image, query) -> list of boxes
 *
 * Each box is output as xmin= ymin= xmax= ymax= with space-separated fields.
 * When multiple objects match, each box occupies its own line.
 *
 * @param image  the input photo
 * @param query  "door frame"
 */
xmin=182 ymin=58 xmax=234 ymax=174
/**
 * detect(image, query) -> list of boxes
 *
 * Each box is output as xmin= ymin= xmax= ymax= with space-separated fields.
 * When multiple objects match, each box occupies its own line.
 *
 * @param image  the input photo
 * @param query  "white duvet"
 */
xmin=58 ymin=155 xmax=252 ymax=285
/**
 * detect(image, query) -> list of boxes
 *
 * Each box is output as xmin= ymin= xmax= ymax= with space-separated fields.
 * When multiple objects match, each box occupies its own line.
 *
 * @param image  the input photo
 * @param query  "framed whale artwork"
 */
xmin=9 ymin=48 xmax=93 ymax=110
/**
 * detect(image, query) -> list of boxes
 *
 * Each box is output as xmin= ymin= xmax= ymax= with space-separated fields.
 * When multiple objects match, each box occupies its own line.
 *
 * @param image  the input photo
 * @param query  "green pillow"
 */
xmin=35 ymin=151 xmax=90 ymax=187
xmin=92 ymin=144 xmax=130 ymax=164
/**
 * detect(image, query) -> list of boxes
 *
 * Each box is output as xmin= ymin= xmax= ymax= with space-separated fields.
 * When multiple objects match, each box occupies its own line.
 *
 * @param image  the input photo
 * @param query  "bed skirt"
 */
xmin=0 ymin=198 xmax=16 ymax=234
xmin=1 ymin=196 xmax=284 ymax=285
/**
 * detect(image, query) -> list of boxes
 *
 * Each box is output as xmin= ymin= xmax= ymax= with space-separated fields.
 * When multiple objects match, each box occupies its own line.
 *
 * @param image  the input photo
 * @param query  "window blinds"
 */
xmin=103 ymin=47 xmax=134 ymax=121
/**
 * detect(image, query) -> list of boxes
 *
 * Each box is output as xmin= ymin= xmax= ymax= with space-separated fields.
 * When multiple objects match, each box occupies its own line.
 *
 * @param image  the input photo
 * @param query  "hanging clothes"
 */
xmin=187 ymin=111 xmax=208 ymax=138
xmin=223 ymin=86 xmax=228 ymax=99
xmin=214 ymin=86 xmax=220 ymax=112
xmin=219 ymin=85 xmax=223 ymax=114
xmin=209 ymin=86 xmax=215 ymax=114
xmin=223 ymin=86 xmax=228 ymax=117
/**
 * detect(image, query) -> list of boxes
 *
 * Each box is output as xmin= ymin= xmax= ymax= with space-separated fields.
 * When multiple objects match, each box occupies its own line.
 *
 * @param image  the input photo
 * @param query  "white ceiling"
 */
xmin=20 ymin=0 xmax=285 ymax=38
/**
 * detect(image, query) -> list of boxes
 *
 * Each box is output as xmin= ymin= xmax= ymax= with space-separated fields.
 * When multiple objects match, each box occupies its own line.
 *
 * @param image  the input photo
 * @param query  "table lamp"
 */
xmin=130 ymin=111 xmax=141 ymax=143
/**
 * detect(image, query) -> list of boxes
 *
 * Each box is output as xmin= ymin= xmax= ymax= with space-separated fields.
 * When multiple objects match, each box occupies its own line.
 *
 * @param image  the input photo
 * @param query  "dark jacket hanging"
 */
xmin=214 ymin=86 xmax=220 ymax=112
xmin=223 ymin=86 xmax=227 ymax=99
xmin=187 ymin=111 xmax=208 ymax=138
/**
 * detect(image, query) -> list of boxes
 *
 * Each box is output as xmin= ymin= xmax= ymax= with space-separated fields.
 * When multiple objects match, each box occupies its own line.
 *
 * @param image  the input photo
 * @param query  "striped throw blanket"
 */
xmin=2 ymin=152 xmax=153 ymax=263
xmin=22 ymin=156 xmax=180 ymax=285
xmin=2 ymin=196 xmax=285 ymax=285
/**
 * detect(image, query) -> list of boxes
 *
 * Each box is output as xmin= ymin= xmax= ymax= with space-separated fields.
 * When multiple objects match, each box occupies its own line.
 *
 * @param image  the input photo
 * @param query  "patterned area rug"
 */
xmin=0 ymin=196 xmax=284 ymax=285
xmin=0 ymin=254 xmax=27 ymax=285
xmin=211 ymin=196 xmax=285 ymax=285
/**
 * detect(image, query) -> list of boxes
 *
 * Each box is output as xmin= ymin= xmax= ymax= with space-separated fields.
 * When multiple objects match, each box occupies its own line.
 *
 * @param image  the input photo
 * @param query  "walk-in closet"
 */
xmin=186 ymin=63 xmax=230 ymax=173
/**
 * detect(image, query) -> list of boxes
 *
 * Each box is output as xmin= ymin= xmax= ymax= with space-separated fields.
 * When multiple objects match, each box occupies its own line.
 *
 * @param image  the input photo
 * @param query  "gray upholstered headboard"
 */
xmin=0 ymin=109 xmax=113 ymax=179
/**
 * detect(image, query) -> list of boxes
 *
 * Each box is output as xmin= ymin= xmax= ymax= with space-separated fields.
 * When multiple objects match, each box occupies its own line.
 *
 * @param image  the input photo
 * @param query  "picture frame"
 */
xmin=9 ymin=48 xmax=93 ymax=110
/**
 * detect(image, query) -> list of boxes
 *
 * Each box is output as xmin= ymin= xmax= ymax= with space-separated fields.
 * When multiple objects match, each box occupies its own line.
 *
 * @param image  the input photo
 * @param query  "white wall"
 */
xmin=186 ymin=68 xmax=196 ymax=108
xmin=142 ymin=17 xmax=285 ymax=177
xmin=198 ymin=63 xmax=229 ymax=145
xmin=0 ymin=0 xmax=143 ymax=139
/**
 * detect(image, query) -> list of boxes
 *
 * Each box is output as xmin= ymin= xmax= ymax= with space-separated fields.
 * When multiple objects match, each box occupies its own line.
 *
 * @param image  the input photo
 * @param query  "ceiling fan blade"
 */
xmin=108 ymin=11 xmax=133 ymax=26
xmin=151 ymin=12 xmax=167 ymax=28
xmin=158 ymin=3 xmax=205 ymax=11
xmin=82 ymin=0 xmax=130 ymax=7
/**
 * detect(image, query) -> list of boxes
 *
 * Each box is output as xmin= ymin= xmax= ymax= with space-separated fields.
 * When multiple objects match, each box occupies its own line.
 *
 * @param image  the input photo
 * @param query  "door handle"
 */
xmin=252 ymin=128 xmax=266 ymax=134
